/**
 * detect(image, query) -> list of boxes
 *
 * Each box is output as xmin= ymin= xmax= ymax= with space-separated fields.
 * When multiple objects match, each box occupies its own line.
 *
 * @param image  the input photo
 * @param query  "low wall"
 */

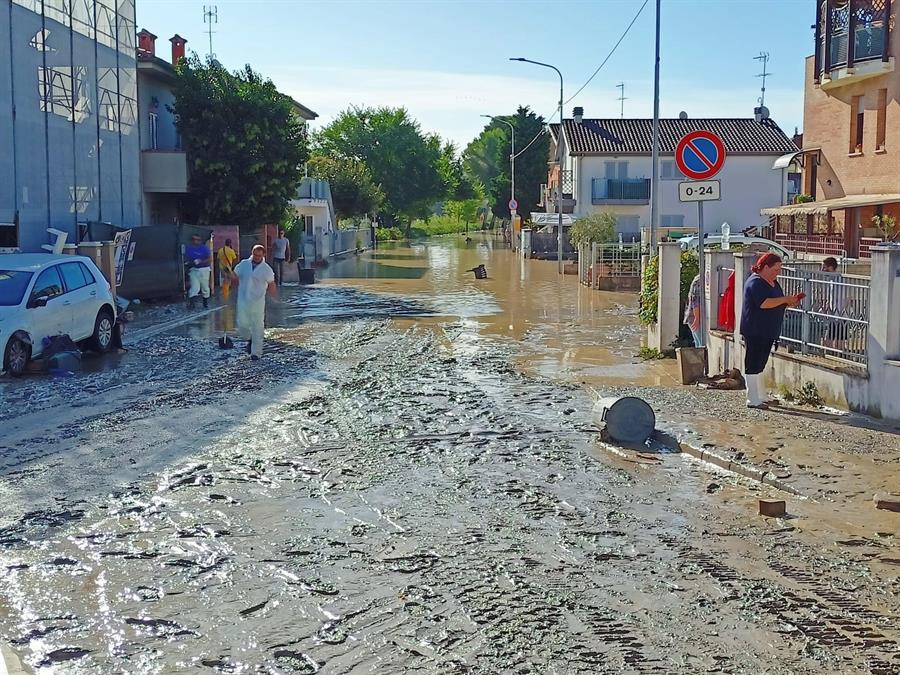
xmin=707 ymin=330 xmax=900 ymax=420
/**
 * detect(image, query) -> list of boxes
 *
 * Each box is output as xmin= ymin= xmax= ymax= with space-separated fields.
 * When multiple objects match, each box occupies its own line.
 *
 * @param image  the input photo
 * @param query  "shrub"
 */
xmin=570 ymin=212 xmax=617 ymax=248
xmin=639 ymin=250 xmax=699 ymax=326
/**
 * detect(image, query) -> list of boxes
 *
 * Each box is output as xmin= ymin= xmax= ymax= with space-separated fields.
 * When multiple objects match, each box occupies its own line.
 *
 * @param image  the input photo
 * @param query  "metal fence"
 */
xmin=578 ymin=242 xmax=641 ymax=289
xmin=778 ymin=267 xmax=871 ymax=365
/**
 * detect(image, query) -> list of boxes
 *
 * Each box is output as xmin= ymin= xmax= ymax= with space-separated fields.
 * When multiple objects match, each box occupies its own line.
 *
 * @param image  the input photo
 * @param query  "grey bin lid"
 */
xmin=597 ymin=396 xmax=656 ymax=444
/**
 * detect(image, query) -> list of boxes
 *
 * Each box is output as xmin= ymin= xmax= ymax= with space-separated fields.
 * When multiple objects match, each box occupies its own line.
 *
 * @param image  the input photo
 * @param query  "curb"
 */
xmin=675 ymin=439 xmax=804 ymax=496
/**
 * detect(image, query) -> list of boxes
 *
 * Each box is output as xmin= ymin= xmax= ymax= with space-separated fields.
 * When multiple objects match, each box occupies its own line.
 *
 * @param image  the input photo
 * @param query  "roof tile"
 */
xmin=553 ymin=118 xmax=798 ymax=155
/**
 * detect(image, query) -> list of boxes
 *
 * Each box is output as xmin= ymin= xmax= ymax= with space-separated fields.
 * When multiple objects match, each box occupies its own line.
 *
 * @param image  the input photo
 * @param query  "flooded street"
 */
xmin=0 ymin=235 xmax=898 ymax=674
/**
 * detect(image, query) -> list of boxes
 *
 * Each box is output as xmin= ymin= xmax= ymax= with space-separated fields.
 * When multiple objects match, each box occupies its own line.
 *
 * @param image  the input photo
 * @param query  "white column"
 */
xmin=731 ymin=252 xmax=756 ymax=371
xmin=648 ymin=242 xmax=681 ymax=352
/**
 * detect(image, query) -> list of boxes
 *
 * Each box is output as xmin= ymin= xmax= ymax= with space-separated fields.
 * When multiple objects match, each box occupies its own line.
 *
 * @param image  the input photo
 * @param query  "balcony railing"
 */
xmin=592 ymin=178 xmax=650 ymax=204
xmin=817 ymin=0 xmax=892 ymax=79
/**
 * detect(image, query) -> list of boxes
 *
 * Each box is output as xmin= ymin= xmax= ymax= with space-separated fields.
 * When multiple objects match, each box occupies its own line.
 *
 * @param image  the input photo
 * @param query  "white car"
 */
xmin=1 ymin=254 xmax=117 ymax=376
xmin=678 ymin=234 xmax=794 ymax=260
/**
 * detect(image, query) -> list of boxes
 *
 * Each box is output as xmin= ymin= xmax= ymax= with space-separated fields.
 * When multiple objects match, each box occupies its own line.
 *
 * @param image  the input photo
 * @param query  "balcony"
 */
xmin=816 ymin=0 xmax=894 ymax=88
xmin=592 ymin=178 xmax=651 ymax=205
xmin=141 ymin=150 xmax=188 ymax=193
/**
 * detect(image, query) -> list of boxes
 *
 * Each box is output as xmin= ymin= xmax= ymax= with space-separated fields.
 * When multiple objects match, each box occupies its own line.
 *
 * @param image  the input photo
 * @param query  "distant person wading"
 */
xmin=739 ymin=253 xmax=803 ymax=409
xmin=272 ymin=229 xmax=291 ymax=286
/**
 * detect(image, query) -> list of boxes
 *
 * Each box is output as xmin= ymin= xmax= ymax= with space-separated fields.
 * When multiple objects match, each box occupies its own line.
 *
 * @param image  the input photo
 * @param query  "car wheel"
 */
xmin=4 ymin=336 xmax=30 ymax=377
xmin=91 ymin=309 xmax=115 ymax=353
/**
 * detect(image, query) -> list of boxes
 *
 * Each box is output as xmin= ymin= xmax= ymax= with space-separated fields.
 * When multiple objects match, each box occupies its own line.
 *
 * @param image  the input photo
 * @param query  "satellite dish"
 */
xmin=754 ymin=105 xmax=770 ymax=122
xmin=679 ymin=111 xmax=688 ymax=120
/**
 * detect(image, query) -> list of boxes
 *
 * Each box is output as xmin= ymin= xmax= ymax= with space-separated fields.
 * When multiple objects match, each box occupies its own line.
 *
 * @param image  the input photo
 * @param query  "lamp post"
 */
xmin=480 ymin=115 xmax=515 ymax=218
xmin=511 ymin=57 xmax=564 ymax=274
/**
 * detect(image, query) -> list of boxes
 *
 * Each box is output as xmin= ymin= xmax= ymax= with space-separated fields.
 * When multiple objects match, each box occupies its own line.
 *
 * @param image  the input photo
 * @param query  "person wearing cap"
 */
xmin=740 ymin=253 xmax=803 ymax=409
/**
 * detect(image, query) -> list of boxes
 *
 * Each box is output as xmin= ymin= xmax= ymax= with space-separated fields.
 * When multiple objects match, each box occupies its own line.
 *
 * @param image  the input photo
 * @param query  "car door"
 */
xmin=59 ymin=261 xmax=96 ymax=340
xmin=26 ymin=265 xmax=71 ymax=353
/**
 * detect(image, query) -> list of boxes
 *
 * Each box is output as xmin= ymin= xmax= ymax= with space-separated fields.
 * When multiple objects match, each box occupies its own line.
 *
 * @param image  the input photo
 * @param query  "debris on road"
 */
xmin=759 ymin=499 xmax=787 ymax=517
xmin=596 ymin=395 xmax=656 ymax=444
xmin=874 ymin=493 xmax=900 ymax=512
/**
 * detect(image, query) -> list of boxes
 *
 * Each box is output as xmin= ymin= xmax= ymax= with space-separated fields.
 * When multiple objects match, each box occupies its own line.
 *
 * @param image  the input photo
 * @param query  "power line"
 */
xmin=565 ymin=0 xmax=650 ymax=105
xmin=513 ymin=127 xmax=547 ymax=160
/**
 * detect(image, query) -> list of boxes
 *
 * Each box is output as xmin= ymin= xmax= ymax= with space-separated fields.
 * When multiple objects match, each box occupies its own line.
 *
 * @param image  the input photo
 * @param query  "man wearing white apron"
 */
xmin=232 ymin=245 xmax=276 ymax=360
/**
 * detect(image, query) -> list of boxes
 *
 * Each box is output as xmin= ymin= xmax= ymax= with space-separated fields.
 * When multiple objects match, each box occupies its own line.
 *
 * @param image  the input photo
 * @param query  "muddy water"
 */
xmin=0 ymin=235 xmax=898 ymax=674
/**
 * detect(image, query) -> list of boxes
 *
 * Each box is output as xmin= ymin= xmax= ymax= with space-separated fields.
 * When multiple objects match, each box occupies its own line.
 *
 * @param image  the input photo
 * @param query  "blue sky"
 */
xmin=137 ymin=0 xmax=813 ymax=148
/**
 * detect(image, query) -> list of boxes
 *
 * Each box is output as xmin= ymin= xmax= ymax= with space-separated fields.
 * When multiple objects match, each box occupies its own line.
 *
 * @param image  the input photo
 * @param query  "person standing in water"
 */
xmin=271 ymin=229 xmax=291 ymax=286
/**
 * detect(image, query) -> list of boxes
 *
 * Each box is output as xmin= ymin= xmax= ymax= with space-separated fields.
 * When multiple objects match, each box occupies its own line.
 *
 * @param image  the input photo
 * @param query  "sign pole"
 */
xmin=697 ymin=201 xmax=706 ymax=349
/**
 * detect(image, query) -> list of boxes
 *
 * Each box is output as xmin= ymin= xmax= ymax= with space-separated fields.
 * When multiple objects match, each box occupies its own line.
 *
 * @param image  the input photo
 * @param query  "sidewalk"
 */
xmin=0 ymin=644 xmax=32 ymax=675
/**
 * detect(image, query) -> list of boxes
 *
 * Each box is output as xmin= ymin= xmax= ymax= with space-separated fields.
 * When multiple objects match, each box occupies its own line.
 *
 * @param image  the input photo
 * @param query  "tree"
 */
xmin=172 ymin=55 xmax=309 ymax=230
xmin=463 ymin=106 xmax=549 ymax=219
xmin=570 ymin=212 xmax=617 ymax=248
xmin=437 ymin=142 xmax=478 ymax=202
xmin=307 ymin=155 xmax=384 ymax=223
xmin=313 ymin=106 xmax=445 ymax=224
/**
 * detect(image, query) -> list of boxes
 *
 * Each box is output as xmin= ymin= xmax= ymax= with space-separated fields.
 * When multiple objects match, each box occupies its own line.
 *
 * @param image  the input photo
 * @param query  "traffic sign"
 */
xmin=675 ymin=130 xmax=726 ymax=181
xmin=508 ymin=198 xmax=518 ymax=211
xmin=679 ymin=180 xmax=720 ymax=202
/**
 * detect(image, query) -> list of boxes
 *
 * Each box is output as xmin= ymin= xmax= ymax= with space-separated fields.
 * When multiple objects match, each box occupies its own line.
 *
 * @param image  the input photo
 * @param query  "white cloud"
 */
xmin=266 ymin=65 xmax=804 ymax=149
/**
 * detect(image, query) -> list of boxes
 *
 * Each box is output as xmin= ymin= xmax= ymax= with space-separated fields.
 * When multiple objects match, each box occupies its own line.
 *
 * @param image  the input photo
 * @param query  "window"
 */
xmin=0 ymin=271 xmax=33 ymax=307
xmin=850 ymin=95 xmax=864 ymax=153
xmin=616 ymin=215 xmax=640 ymax=235
xmin=60 ymin=262 xmax=91 ymax=291
xmin=31 ymin=266 xmax=64 ymax=302
xmin=304 ymin=215 xmax=314 ymax=236
xmin=876 ymin=88 xmax=887 ymax=151
xmin=79 ymin=262 xmax=98 ymax=285
xmin=149 ymin=112 xmax=159 ymax=150
xmin=661 ymin=215 xmax=685 ymax=229
xmin=661 ymin=161 xmax=684 ymax=180
xmin=604 ymin=161 xmax=628 ymax=179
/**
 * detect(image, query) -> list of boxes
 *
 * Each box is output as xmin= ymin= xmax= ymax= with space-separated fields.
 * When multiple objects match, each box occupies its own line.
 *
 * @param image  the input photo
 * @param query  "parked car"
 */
xmin=0 ymin=254 xmax=117 ymax=376
xmin=677 ymin=234 xmax=794 ymax=260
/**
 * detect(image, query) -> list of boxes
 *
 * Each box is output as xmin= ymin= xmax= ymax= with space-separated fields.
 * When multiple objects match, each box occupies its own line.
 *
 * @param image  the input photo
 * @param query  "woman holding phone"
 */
xmin=740 ymin=252 xmax=804 ymax=409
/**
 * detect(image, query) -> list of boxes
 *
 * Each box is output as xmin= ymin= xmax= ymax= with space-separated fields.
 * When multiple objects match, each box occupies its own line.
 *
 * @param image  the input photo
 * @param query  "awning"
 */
xmin=772 ymin=151 xmax=802 ymax=170
xmin=760 ymin=193 xmax=900 ymax=217
xmin=529 ymin=212 xmax=576 ymax=227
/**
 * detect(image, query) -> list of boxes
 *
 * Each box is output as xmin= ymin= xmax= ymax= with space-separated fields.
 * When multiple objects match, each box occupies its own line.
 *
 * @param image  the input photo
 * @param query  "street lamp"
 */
xmin=480 ymin=114 xmax=515 ymax=234
xmin=511 ymin=57 xmax=564 ymax=274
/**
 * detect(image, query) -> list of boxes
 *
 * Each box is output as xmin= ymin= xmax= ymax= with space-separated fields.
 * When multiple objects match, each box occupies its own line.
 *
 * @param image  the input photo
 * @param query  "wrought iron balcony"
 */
xmin=816 ymin=0 xmax=894 ymax=87
xmin=592 ymin=178 xmax=650 ymax=205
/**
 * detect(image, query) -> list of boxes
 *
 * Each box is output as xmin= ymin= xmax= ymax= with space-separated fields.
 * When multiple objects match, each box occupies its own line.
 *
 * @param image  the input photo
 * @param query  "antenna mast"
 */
xmin=754 ymin=52 xmax=771 ymax=107
xmin=203 ymin=5 xmax=218 ymax=60
xmin=616 ymin=82 xmax=627 ymax=118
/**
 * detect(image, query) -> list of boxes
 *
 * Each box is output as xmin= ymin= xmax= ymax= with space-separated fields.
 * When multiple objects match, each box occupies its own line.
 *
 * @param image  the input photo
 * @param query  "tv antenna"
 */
xmin=203 ymin=5 xmax=218 ymax=60
xmin=754 ymin=52 xmax=771 ymax=107
xmin=616 ymin=82 xmax=627 ymax=118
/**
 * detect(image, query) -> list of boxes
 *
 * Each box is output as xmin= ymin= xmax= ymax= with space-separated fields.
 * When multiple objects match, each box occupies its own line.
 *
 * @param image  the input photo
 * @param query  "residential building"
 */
xmin=135 ymin=30 xmax=318 ymax=229
xmin=1 ymin=0 xmax=142 ymax=252
xmin=291 ymin=177 xmax=337 ymax=261
xmin=136 ymin=29 xmax=187 ymax=226
xmin=546 ymin=111 xmax=797 ymax=241
xmin=761 ymin=0 xmax=898 ymax=258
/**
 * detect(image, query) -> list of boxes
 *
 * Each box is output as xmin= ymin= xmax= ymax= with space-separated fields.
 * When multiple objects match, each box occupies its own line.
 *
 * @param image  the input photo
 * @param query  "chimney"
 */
xmin=170 ymin=34 xmax=187 ymax=65
xmin=572 ymin=106 xmax=584 ymax=124
xmin=137 ymin=29 xmax=157 ymax=56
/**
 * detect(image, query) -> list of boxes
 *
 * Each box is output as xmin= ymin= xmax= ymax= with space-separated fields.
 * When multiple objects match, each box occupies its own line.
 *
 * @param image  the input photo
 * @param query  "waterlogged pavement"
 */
xmin=0 ymin=235 xmax=897 ymax=674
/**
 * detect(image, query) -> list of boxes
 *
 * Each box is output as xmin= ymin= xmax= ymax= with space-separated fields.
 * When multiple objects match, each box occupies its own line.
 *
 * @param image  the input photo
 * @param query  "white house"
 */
xmin=291 ymin=177 xmax=337 ymax=261
xmin=545 ymin=112 xmax=798 ymax=240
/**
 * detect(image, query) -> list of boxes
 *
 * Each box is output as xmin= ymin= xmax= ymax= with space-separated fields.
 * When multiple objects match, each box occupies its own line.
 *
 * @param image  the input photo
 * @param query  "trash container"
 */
xmin=596 ymin=396 xmax=656 ymax=444
xmin=297 ymin=261 xmax=315 ymax=284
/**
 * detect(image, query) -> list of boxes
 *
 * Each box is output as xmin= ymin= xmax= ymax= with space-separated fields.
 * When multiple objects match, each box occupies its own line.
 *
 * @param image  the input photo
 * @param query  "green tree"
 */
xmin=313 ymin=106 xmax=445 ymax=224
xmin=464 ymin=106 xmax=549 ymax=219
xmin=172 ymin=55 xmax=309 ymax=230
xmin=437 ymin=142 xmax=478 ymax=201
xmin=307 ymin=155 xmax=384 ymax=223
xmin=569 ymin=212 xmax=616 ymax=248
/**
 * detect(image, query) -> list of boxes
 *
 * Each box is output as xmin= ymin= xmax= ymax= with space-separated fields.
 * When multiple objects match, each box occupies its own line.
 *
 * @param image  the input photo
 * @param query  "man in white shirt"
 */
xmin=231 ymin=245 xmax=276 ymax=360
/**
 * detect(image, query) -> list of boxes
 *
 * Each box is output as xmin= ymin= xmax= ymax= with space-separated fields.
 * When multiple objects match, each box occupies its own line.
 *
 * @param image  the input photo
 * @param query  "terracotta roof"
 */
xmin=551 ymin=118 xmax=798 ymax=156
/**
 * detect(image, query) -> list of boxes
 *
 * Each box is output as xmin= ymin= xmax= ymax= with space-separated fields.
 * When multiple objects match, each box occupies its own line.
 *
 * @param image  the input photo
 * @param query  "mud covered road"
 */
xmin=0 ymin=238 xmax=897 ymax=674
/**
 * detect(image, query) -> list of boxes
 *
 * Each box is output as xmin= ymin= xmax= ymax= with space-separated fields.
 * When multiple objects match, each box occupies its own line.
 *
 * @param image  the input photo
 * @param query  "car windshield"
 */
xmin=0 ymin=270 xmax=34 ymax=306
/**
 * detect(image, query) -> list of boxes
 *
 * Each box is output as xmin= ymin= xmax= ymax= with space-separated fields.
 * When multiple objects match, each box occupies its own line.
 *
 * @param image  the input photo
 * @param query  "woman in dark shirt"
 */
xmin=740 ymin=253 xmax=802 ymax=409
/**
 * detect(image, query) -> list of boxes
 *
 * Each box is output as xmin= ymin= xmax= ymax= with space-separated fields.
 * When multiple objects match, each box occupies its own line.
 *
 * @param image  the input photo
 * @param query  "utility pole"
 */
xmin=754 ymin=52 xmax=771 ymax=107
xmin=617 ymin=82 xmax=627 ymax=118
xmin=203 ymin=5 xmax=218 ymax=60
xmin=649 ymin=0 xmax=661 ymax=253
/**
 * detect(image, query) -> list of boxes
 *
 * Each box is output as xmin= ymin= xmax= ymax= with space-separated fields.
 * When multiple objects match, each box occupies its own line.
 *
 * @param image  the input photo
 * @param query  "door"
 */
xmin=59 ymin=261 xmax=98 ymax=340
xmin=26 ymin=265 xmax=70 ymax=353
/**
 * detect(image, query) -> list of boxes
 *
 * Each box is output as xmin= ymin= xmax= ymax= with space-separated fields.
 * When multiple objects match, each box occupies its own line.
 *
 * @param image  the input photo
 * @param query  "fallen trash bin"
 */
xmin=467 ymin=265 xmax=487 ymax=279
xmin=596 ymin=396 xmax=656 ymax=444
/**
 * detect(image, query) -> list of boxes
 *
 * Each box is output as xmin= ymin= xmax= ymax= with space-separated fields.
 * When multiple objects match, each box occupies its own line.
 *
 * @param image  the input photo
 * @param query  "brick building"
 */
xmin=762 ymin=0 xmax=899 ymax=258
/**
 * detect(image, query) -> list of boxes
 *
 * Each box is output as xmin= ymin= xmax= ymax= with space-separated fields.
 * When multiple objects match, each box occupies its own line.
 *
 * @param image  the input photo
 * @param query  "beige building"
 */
xmin=763 ymin=0 xmax=900 ymax=258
